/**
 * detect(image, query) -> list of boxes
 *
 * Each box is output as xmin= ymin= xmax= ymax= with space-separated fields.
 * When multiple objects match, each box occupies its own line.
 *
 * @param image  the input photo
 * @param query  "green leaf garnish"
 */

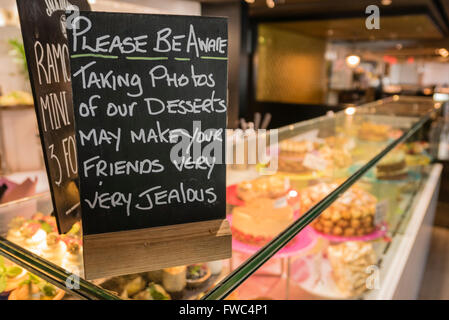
xmin=40 ymin=283 xmax=56 ymax=297
xmin=149 ymin=284 xmax=168 ymax=300
xmin=6 ymin=266 xmax=22 ymax=278
xmin=40 ymin=222 xmax=53 ymax=233
xmin=0 ymin=275 xmax=7 ymax=293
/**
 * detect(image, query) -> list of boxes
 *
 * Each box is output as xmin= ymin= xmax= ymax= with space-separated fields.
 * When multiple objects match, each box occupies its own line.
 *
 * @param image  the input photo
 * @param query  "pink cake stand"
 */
xmin=226 ymin=184 xmax=301 ymax=209
xmin=227 ymin=215 xmax=317 ymax=258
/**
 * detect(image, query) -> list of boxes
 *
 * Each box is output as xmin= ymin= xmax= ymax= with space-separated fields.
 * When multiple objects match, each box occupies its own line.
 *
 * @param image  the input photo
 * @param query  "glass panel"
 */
xmin=0 ymin=193 xmax=119 ymax=300
xmin=0 ymin=96 xmax=437 ymax=300
xmin=203 ymin=96 xmax=436 ymax=300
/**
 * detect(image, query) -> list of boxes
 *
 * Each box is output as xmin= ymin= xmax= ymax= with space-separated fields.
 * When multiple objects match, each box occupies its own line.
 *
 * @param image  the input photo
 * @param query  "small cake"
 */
xmin=20 ymin=222 xmax=47 ymax=255
xmin=277 ymin=140 xmax=317 ymax=173
xmin=0 ymin=258 xmax=28 ymax=298
xmin=358 ymin=122 xmax=390 ymax=142
xmin=301 ymin=183 xmax=377 ymax=237
xmin=232 ymin=198 xmax=295 ymax=246
xmin=376 ymin=150 xmax=408 ymax=180
xmin=186 ymin=264 xmax=211 ymax=288
xmin=121 ymin=276 xmax=147 ymax=298
xmin=236 ymin=175 xmax=290 ymax=202
xmin=327 ymin=241 xmax=377 ymax=297
xmin=66 ymin=221 xmax=82 ymax=237
xmin=162 ymin=266 xmax=186 ymax=299
xmin=41 ymin=233 xmax=67 ymax=266
xmin=61 ymin=237 xmax=83 ymax=276
xmin=6 ymin=217 xmax=27 ymax=246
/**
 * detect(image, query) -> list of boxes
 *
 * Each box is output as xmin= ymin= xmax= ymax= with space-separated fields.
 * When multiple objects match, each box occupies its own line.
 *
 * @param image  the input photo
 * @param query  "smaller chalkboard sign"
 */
xmin=16 ymin=0 xmax=90 ymax=233
xmin=67 ymin=11 xmax=231 ymax=279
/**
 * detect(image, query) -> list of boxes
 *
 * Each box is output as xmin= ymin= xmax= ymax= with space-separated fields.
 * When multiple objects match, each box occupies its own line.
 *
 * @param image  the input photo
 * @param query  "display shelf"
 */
xmin=0 ymin=96 xmax=441 ymax=300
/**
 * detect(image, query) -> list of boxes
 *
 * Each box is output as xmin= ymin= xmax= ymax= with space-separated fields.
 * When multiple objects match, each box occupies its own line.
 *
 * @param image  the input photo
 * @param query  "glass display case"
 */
xmin=0 ymin=96 xmax=442 ymax=300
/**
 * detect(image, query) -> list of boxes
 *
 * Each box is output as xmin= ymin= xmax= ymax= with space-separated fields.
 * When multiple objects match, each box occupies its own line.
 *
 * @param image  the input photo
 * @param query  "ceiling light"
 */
xmin=245 ymin=0 xmax=255 ymax=3
xmin=345 ymin=55 xmax=360 ymax=68
xmin=345 ymin=107 xmax=356 ymax=115
xmin=88 ymin=0 xmax=96 ymax=4
xmin=266 ymin=0 xmax=275 ymax=8
xmin=381 ymin=0 xmax=392 ymax=5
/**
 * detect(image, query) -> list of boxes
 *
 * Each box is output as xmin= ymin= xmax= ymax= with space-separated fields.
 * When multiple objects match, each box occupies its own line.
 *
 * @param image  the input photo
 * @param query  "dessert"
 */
xmin=358 ymin=122 xmax=390 ymax=142
xmin=6 ymin=217 xmax=27 ymax=246
xmin=41 ymin=233 xmax=67 ymax=266
xmin=61 ymin=236 xmax=83 ymax=276
xmin=133 ymin=283 xmax=171 ymax=300
xmin=301 ymin=183 xmax=377 ymax=237
xmin=31 ymin=213 xmax=58 ymax=234
xmin=100 ymin=275 xmax=171 ymax=300
xmin=8 ymin=273 xmax=65 ymax=300
xmin=327 ymin=241 xmax=377 ymax=297
xmin=236 ymin=175 xmax=290 ymax=202
xmin=232 ymin=198 xmax=295 ymax=246
xmin=0 ymin=91 xmax=33 ymax=106
xmin=147 ymin=270 xmax=163 ymax=284
xmin=317 ymin=145 xmax=352 ymax=169
xmin=277 ymin=140 xmax=318 ymax=173
xmin=376 ymin=149 xmax=408 ymax=180
xmin=0 ymin=257 xmax=28 ymax=298
xmin=162 ymin=266 xmax=186 ymax=299
xmin=20 ymin=221 xmax=47 ymax=255
xmin=121 ymin=276 xmax=147 ymax=298
xmin=186 ymin=264 xmax=211 ymax=288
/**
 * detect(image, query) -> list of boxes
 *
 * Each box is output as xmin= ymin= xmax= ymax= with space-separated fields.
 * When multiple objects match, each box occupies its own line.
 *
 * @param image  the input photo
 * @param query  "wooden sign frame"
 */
xmin=83 ymin=219 xmax=231 ymax=279
xmin=65 ymin=11 xmax=231 ymax=279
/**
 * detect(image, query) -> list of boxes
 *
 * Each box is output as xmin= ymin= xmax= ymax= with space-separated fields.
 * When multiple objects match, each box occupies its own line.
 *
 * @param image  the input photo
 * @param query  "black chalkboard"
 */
xmin=17 ymin=0 xmax=90 ymax=233
xmin=67 ymin=12 xmax=228 ymax=235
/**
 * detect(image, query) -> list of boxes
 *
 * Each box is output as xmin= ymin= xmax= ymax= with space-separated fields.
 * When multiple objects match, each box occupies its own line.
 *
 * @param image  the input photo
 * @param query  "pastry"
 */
xmin=232 ymin=198 xmax=295 ymax=246
xmin=20 ymin=221 xmax=47 ymax=255
xmin=0 ymin=257 xmax=28 ymax=298
xmin=41 ymin=233 xmax=67 ymax=266
xmin=358 ymin=122 xmax=390 ymax=142
xmin=31 ymin=213 xmax=57 ymax=234
xmin=186 ymin=264 xmax=211 ymax=288
xmin=300 ymin=183 xmax=377 ymax=237
xmin=6 ymin=217 xmax=27 ymax=246
xmin=327 ymin=241 xmax=377 ymax=297
xmin=61 ymin=236 xmax=83 ymax=276
xmin=133 ymin=283 xmax=170 ymax=300
xmin=162 ymin=266 xmax=186 ymax=299
xmin=8 ymin=273 xmax=65 ymax=300
xmin=121 ymin=276 xmax=146 ymax=298
xmin=376 ymin=149 xmax=408 ymax=180
xmin=146 ymin=270 xmax=163 ymax=284
xmin=236 ymin=175 xmax=290 ymax=202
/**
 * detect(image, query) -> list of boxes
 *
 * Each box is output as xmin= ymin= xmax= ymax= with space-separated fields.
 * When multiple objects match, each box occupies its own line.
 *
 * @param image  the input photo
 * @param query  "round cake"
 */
xmin=232 ymin=198 xmax=295 ymax=246
xmin=236 ymin=175 xmax=290 ymax=202
xmin=300 ymin=183 xmax=377 ymax=237
xmin=376 ymin=150 xmax=408 ymax=180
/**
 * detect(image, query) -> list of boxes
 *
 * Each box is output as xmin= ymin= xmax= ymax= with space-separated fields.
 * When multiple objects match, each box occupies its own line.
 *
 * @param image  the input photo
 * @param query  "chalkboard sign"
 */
xmin=17 ymin=0 xmax=90 ymax=233
xmin=67 ymin=12 xmax=231 ymax=278
xmin=68 ymin=12 xmax=227 ymax=235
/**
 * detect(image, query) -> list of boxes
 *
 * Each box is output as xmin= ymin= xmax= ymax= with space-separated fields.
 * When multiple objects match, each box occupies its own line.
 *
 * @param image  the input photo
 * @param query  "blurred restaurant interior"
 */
xmin=0 ymin=0 xmax=449 ymax=300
